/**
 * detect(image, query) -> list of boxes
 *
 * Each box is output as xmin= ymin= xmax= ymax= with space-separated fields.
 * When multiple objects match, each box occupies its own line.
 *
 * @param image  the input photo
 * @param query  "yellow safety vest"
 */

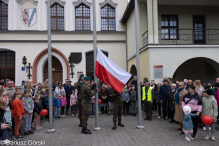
xmin=147 ymin=87 xmax=153 ymax=101
xmin=142 ymin=86 xmax=146 ymax=101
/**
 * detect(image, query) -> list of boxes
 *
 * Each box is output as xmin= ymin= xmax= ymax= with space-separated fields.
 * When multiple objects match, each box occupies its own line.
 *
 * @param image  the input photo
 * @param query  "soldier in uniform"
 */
xmin=81 ymin=76 xmax=95 ymax=134
xmin=110 ymin=88 xmax=124 ymax=130
xmin=142 ymin=81 xmax=155 ymax=121
xmin=74 ymin=74 xmax=84 ymax=127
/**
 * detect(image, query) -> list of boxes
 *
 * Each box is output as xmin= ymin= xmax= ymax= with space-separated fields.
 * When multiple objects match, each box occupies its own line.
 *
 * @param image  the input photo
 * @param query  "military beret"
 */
xmin=84 ymin=76 xmax=91 ymax=81
xmin=79 ymin=74 xmax=84 ymax=78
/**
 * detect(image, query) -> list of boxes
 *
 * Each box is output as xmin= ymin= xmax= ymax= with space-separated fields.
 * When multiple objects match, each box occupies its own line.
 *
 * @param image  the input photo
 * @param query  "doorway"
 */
xmin=43 ymin=56 xmax=63 ymax=83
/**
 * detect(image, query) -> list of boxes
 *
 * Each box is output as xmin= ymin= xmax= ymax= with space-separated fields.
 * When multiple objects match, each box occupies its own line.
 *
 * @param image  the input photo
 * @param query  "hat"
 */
xmin=79 ymin=74 xmax=84 ymax=78
xmin=215 ymin=83 xmax=219 ymax=87
xmin=84 ymin=76 xmax=91 ymax=81
xmin=163 ymin=79 xmax=168 ymax=82
xmin=144 ymin=80 xmax=149 ymax=83
xmin=67 ymin=80 xmax=72 ymax=82
xmin=204 ymin=89 xmax=212 ymax=95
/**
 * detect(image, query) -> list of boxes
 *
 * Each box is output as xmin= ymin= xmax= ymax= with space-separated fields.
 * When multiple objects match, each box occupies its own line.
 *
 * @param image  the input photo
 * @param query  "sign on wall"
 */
xmin=21 ymin=8 xmax=37 ymax=27
xmin=21 ymin=67 xmax=25 ymax=71
xmin=154 ymin=65 xmax=163 ymax=78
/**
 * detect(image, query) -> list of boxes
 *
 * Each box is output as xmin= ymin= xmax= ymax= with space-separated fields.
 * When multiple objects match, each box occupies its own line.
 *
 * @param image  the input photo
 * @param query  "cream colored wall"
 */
xmin=126 ymin=9 xmax=136 ymax=58
xmin=158 ymin=5 xmax=219 ymax=44
xmin=20 ymin=0 xmax=37 ymax=30
xmin=139 ymin=2 xmax=147 ymax=47
xmin=127 ymin=49 xmax=150 ymax=82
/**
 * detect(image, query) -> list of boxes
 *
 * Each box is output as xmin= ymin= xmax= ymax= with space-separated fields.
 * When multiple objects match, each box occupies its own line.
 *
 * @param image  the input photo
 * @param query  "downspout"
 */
xmin=121 ymin=22 xmax=128 ymax=72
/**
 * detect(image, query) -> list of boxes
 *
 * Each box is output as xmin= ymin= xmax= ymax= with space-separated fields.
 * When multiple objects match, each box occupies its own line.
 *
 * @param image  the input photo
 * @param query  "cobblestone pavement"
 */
xmin=8 ymin=113 xmax=219 ymax=146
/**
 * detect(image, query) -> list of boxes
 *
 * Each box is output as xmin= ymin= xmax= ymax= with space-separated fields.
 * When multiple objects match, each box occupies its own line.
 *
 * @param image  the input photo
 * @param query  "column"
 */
xmin=153 ymin=0 xmax=159 ymax=44
xmin=147 ymin=0 xmax=153 ymax=44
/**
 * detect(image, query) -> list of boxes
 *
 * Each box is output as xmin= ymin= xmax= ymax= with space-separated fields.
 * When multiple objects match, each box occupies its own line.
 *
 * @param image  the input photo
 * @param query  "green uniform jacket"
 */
xmin=110 ymin=89 xmax=123 ymax=102
xmin=145 ymin=86 xmax=155 ymax=101
xmin=81 ymin=83 xmax=95 ymax=103
xmin=74 ymin=81 xmax=84 ymax=99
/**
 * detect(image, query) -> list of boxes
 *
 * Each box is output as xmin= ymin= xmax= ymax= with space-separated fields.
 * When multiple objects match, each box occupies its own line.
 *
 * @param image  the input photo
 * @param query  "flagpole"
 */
xmin=134 ymin=0 xmax=144 ymax=129
xmin=47 ymin=0 xmax=55 ymax=133
xmin=93 ymin=0 xmax=101 ymax=131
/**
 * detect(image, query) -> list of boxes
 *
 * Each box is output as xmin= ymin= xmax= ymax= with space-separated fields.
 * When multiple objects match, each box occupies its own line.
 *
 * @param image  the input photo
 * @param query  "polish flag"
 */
xmin=95 ymin=49 xmax=131 ymax=93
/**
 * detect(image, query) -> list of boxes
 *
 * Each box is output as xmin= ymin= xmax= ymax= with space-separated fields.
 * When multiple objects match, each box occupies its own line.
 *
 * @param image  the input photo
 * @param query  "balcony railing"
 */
xmin=159 ymin=28 xmax=219 ymax=45
xmin=141 ymin=29 xmax=219 ymax=46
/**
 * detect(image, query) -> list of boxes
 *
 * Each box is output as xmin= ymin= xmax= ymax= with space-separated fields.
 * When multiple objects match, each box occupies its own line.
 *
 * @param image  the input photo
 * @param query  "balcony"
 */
xmin=142 ymin=28 xmax=219 ymax=47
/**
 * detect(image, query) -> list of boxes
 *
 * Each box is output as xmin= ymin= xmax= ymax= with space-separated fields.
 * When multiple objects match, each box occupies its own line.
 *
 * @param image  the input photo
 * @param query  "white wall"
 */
xmin=149 ymin=45 xmax=219 ymax=83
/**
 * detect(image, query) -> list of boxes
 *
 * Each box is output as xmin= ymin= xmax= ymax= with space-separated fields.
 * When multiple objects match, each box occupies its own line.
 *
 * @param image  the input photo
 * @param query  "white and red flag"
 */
xmin=95 ymin=49 xmax=131 ymax=93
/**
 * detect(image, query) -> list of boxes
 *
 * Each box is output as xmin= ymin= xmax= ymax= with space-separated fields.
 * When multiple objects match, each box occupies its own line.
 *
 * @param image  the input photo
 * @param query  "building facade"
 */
xmin=121 ymin=0 xmax=219 ymax=83
xmin=0 ymin=0 xmax=128 ymax=85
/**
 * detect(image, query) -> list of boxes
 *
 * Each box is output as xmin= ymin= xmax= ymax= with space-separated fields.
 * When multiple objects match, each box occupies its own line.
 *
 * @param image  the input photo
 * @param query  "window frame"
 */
xmin=0 ymin=1 xmax=8 ymax=30
xmin=75 ymin=4 xmax=91 ymax=31
xmin=161 ymin=15 xmax=178 ymax=40
xmin=101 ymin=4 xmax=116 ymax=31
xmin=51 ymin=3 xmax=64 ymax=31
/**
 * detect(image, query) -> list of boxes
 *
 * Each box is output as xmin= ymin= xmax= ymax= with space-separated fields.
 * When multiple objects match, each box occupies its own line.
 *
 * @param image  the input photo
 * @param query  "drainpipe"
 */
xmin=120 ymin=22 xmax=128 ymax=72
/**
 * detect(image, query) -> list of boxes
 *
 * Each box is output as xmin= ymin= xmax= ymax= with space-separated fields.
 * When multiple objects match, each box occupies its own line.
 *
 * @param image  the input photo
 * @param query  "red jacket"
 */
xmin=12 ymin=99 xmax=25 ymax=118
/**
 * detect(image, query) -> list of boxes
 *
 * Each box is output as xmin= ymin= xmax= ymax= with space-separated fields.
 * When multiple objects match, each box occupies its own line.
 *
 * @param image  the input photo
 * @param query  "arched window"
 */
xmin=0 ymin=1 xmax=8 ymax=30
xmin=0 ymin=51 xmax=15 ymax=81
xmin=75 ymin=4 xmax=90 ymax=30
xmin=101 ymin=5 xmax=115 ymax=31
xmin=51 ymin=3 xmax=64 ymax=30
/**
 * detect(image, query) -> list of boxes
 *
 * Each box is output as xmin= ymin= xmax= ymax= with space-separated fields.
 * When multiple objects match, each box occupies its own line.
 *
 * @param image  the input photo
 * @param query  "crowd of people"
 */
xmin=0 ymin=76 xmax=219 ymax=143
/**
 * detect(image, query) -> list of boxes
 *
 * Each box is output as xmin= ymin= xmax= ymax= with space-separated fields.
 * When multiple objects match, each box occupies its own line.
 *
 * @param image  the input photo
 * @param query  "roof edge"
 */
xmin=120 ymin=0 xmax=134 ymax=24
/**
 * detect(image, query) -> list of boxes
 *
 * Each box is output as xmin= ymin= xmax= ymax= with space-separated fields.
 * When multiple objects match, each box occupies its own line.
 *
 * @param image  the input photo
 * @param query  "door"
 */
xmin=193 ymin=15 xmax=205 ymax=44
xmin=0 ymin=51 xmax=15 ymax=81
xmin=44 ymin=56 xmax=63 ymax=83
xmin=86 ymin=52 xmax=108 ymax=80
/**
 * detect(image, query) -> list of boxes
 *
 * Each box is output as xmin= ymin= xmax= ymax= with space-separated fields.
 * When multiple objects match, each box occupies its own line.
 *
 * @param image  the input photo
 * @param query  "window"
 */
xmin=75 ymin=4 xmax=90 ymax=30
xmin=0 ymin=1 xmax=8 ymax=30
xmin=51 ymin=3 xmax=64 ymax=30
xmin=0 ymin=51 xmax=15 ymax=81
xmin=193 ymin=15 xmax=205 ymax=44
xmin=161 ymin=15 xmax=178 ymax=39
xmin=101 ymin=5 xmax=115 ymax=31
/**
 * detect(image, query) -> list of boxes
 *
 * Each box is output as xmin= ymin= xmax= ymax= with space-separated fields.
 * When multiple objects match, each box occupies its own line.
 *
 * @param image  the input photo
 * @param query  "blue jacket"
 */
xmin=183 ymin=112 xmax=196 ymax=130
xmin=55 ymin=98 xmax=62 ymax=108
xmin=64 ymin=85 xmax=75 ymax=97
xmin=45 ymin=97 xmax=57 ymax=107
xmin=212 ymin=88 xmax=217 ymax=96
xmin=159 ymin=85 xmax=171 ymax=102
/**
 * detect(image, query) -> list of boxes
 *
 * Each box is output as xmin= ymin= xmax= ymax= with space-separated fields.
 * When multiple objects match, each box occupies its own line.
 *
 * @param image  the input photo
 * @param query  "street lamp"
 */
xmin=22 ymin=56 xmax=32 ymax=79
xmin=69 ymin=57 xmax=75 ymax=78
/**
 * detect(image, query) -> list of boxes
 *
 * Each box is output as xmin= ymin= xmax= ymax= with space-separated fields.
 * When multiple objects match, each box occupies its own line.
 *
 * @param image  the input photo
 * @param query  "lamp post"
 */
xmin=22 ymin=56 xmax=32 ymax=79
xmin=68 ymin=57 xmax=75 ymax=78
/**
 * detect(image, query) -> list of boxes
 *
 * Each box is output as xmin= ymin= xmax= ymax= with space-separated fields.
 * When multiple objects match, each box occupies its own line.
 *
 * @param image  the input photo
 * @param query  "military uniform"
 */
xmin=74 ymin=74 xmax=84 ymax=127
xmin=81 ymin=77 xmax=95 ymax=134
xmin=142 ymin=86 xmax=155 ymax=121
xmin=110 ymin=89 xmax=124 ymax=130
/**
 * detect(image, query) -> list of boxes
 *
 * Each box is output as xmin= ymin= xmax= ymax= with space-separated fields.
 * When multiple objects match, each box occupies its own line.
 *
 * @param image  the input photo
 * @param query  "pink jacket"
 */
xmin=70 ymin=94 xmax=77 ymax=106
xmin=91 ymin=96 xmax=95 ymax=103
xmin=60 ymin=97 xmax=67 ymax=106
xmin=215 ymin=90 xmax=219 ymax=106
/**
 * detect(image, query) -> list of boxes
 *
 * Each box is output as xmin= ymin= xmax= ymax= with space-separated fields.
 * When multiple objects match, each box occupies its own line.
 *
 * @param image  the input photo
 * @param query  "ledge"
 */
xmin=0 ymin=30 xmax=126 ymax=34
xmin=0 ymin=40 xmax=126 ymax=43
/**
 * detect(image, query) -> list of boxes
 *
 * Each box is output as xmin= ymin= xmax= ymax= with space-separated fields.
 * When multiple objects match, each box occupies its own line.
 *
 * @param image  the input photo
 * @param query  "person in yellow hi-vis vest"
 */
xmin=142 ymin=81 xmax=155 ymax=121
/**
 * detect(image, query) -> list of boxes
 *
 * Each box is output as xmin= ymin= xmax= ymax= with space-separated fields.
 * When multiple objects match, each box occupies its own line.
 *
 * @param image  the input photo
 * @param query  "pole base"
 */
xmin=47 ymin=129 xmax=56 ymax=133
xmin=93 ymin=127 xmax=101 ymax=131
xmin=136 ymin=125 xmax=144 ymax=129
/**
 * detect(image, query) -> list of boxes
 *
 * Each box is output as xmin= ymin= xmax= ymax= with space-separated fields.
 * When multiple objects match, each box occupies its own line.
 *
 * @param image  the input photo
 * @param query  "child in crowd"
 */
xmin=129 ymin=85 xmax=137 ymax=116
xmin=70 ymin=90 xmax=77 ymax=117
xmin=34 ymin=94 xmax=42 ymax=130
xmin=60 ymin=91 xmax=67 ymax=117
xmin=183 ymin=106 xmax=196 ymax=141
xmin=40 ymin=88 xmax=48 ymax=109
xmin=122 ymin=87 xmax=130 ymax=116
xmin=54 ymin=93 xmax=62 ymax=119
xmin=90 ymin=95 xmax=95 ymax=118
xmin=12 ymin=91 xmax=25 ymax=140
xmin=1 ymin=97 xmax=12 ymax=144
xmin=45 ymin=93 xmax=57 ymax=120
xmin=22 ymin=90 xmax=34 ymax=135
xmin=201 ymin=89 xmax=218 ymax=141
